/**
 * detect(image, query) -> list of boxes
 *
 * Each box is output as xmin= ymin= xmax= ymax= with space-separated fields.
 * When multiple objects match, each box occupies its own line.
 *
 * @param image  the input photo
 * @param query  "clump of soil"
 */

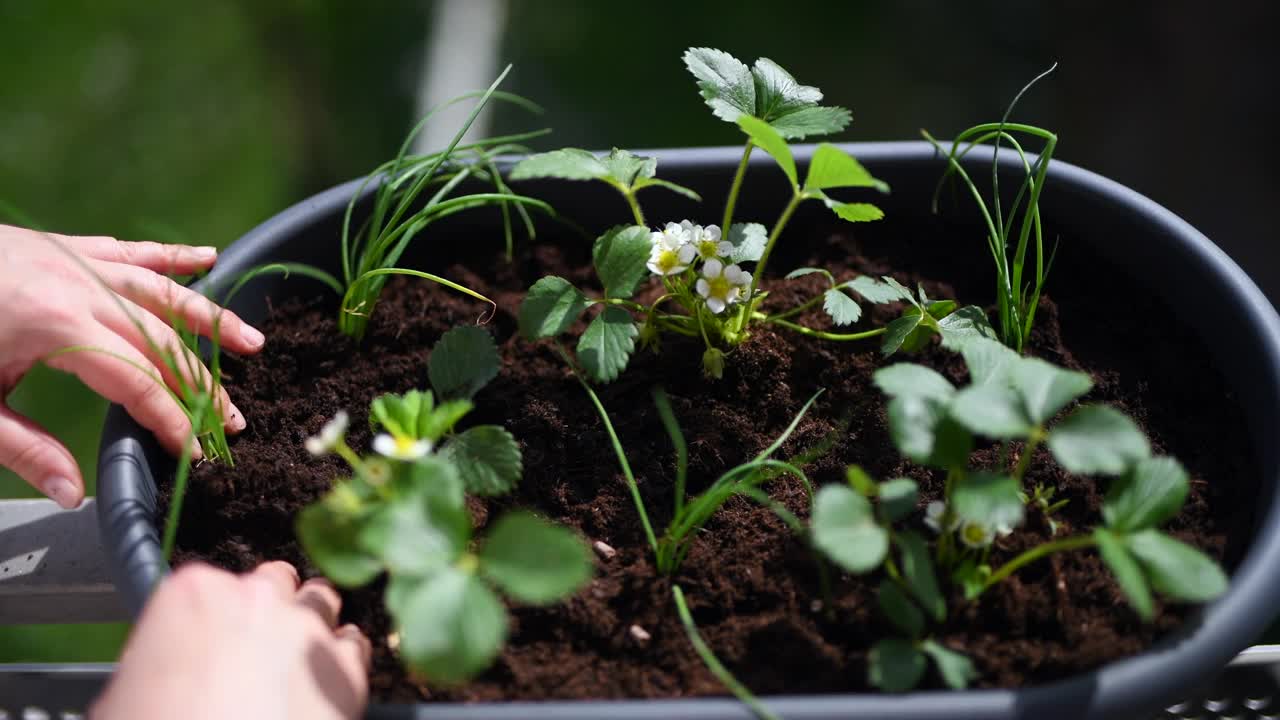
xmin=168 ymin=213 xmax=1256 ymax=702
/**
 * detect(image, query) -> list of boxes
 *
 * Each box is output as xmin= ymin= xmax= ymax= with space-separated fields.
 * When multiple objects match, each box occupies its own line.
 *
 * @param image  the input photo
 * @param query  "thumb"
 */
xmin=0 ymin=404 xmax=84 ymax=509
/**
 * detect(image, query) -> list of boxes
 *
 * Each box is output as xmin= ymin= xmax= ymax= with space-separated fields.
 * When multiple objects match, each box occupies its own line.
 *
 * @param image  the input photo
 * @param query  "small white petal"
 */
xmin=678 ymin=244 xmax=697 ymax=263
xmin=707 ymin=297 xmax=726 ymax=314
xmin=716 ymin=240 xmax=734 ymax=256
xmin=704 ymin=225 xmax=721 ymax=241
xmin=305 ymin=437 xmax=327 ymax=456
xmin=372 ymin=434 xmax=398 ymax=458
xmin=696 ymin=278 xmax=710 ymax=297
xmin=702 ymin=259 xmax=724 ymax=278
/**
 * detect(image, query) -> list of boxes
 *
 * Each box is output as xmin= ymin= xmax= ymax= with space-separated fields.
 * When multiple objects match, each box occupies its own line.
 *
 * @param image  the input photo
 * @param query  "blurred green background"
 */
xmin=1 ymin=0 xmax=1276 ymax=663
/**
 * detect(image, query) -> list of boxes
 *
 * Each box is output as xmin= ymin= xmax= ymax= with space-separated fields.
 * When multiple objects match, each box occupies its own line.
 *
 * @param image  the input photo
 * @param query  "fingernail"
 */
xmin=194 ymin=246 xmax=218 ymax=261
xmin=44 ymin=476 xmax=80 ymax=510
xmin=241 ymin=324 xmax=265 ymax=349
xmin=190 ymin=438 xmax=204 ymax=460
xmin=228 ymin=403 xmax=246 ymax=432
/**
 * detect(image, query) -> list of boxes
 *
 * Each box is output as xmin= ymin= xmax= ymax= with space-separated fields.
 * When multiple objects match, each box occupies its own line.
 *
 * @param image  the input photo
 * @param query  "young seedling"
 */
xmin=871 ymin=336 xmax=1227 ymax=620
xmin=297 ymin=325 xmax=590 ymax=683
xmin=23 ymin=228 xmax=238 ymax=561
xmin=232 ymin=66 xmax=557 ymax=341
xmin=921 ymin=65 xmax=1060 ymax=354
xmin=516 ymin=48 xmax=990 ymax=381
xmin=573 ymin=371 xmax=821 ymax=575
xmin=810 ymin=467 xmax=977 ymax=691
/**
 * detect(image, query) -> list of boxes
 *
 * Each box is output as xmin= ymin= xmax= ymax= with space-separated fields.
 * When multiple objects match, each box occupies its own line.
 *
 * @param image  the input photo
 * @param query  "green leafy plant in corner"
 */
xmin=228 ymin=65 xmax=558 ymax=341
xmin=515 ymin=49 xmax=988 ymax=382
xmin=810 ymin=467 xmax=977 ymax=691
xmin=296 ymin=325 xmax=591 ymax=683
xmin=809 ymin=337 xmax=1228 ymax=690
xmin=921 ymin=65 xmax=1060 ymax=353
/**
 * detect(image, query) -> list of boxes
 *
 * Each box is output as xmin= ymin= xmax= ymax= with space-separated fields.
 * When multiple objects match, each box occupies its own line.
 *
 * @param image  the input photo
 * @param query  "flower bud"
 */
xmin=702 ymin=347 xmax=726 ymax=379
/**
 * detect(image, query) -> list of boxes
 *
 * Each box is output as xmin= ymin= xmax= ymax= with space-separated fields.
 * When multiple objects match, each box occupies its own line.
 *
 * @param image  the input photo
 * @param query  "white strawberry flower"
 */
xmin=696 ymin=259 xmax=752 ymax=314
xmin=373 ymin=433 xmax=433 ymax=461
xmin=647 ymin=222 xmax=696 ymax=276
xmin=959 ymin=520 xmax=996 ymax=549
xmin=691 ymin=223 xmax=732 ymax=261
xmin=305 ymin=411 xmax=349 ymax=456
xmin=924 ymin=501 xmax=946 ymax=532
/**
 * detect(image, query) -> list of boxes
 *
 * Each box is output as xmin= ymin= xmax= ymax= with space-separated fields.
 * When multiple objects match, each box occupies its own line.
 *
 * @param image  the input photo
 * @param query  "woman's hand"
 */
xmin=91 ymin=561 xmax=372 ymax=720
xmin=0 ymin=224 xmax=264 ymax=508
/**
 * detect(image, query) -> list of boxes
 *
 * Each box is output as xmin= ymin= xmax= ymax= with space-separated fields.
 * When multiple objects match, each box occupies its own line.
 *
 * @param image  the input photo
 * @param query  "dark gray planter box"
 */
xmin=97 ymin=142 xmax=1280 ymax=719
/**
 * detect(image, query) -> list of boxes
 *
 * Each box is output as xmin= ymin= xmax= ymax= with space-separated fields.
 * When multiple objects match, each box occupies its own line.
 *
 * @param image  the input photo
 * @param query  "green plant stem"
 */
xmin=672 ymin=584 xmax=778 ymax=720
xmin=1013 ymin=429 xmax=1046 ymax=483
xmin=983 ymin=534 xmax=1094 ymax=589
xmin=563 ymin=348 xmax=659 ymax=555
xmin=767 ymin=292 xmax=825 ymax=322
xmin=161 ymin=437 xmax=197 ymax=563
xmin=763 ymin=316 xmax=887 ymax=342
xmin=623 ymin=190 xmax=646 ymax=227
xmin=602 ymin=297 xmax=648 ymax=312
xmin=739 ymin=193 xmax=802 ymax=334
xmin=721 ymin=141 xmax=755 ymax=231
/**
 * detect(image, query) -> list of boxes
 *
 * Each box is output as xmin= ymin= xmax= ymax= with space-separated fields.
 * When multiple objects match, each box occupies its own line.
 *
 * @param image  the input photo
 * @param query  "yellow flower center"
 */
xmin=655 ymin=249 xmax=681 ymax=273
xmin=961 ymin=523 xmax=988 ymax=545
xmin=697 ymin=239 xmax=718 ymax=258
xmin=707 ymin=275 xmax=733 ymax=299
xmin=395 ymin=436 xmax=418 ymax=455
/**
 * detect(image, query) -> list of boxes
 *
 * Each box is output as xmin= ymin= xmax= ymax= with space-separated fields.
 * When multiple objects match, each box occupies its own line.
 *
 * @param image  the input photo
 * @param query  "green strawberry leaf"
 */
xmin=897 ymin=531 xmax=945 ymax=622
xmin=519 ymin=276 xmax=589 ymax=340
xmin=1102 ymin=456 xmax=1190 ymax=532
xmin=577 ymin=305 xmax=638 ymax=383
xmin=429 ymin=326 xmax=500 ymax=400
xmin=804 ymin=143 xmax=887 ymax=192
xmin=951 ymin=472 xmax=1024 ymax=533
xmin=442 ymin=425 xmax=522 ymax=496
xmin=396 ymin=566 xmax=508 ymax=684
xmin=868 ymin=637 xmax=926 ymax=692
xmin=811 ymin=484 xmax=889 ymax=573
xmin=737 ymin=115 xmax=797 ymax=187
xmin=878 ymin=478 xmax=919 ymax=523
xmin=1125 ymin=530 xmax=1228 ymax=603
xmin=593 ymin=225 xmax=653 ymax=299
xmin=878 ymin=580 xmax=924 ymax=638
xmin=480 ymin=511 xmax=593 ymax=605
xmin=922 ymin=640 xmax=978 ymax=690
xmin=823 ymin=287 xmax=862 ymax=325
xmin=296 ymin=499 xmax=382 ymax=588
xmin=873 ymin=363 xmax=955 ymax=403
xmin=727 ymin=222 xmax=767 ymax=263
xmin=1048 ymin=405 xmax=1151 ymax=476
xmin=1095 ymin=528 xmax=1154 ymax=621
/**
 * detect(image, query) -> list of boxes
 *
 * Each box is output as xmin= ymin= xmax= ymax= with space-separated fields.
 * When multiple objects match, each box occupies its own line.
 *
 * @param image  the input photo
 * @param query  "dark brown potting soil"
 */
xmin=169 ymin=213 xmax=1256 ymax=702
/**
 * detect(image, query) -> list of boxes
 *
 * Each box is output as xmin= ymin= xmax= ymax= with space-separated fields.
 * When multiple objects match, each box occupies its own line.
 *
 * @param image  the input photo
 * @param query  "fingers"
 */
xmin=0 ymin=405 xmax=83 ymax=509
xmin=336 ymin=624 xmax=373 ymax=668
xmin=41 ymin=323 xmax=197 ymax=458
xmin=243 ymin=561 xmax=301 ymax=601
xmin=88 ymin=259 xmax=265 ymax=355
xmin=55 ymin=234 xmax=218 ymax=275
xmin=295 ymin=578 xmax=343 ymax=628
xmin=92 ymin=293 xmax=245 ymax=433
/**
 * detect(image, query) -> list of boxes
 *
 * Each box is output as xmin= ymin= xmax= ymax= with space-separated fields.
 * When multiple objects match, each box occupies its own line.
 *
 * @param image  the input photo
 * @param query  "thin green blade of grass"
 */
xmin=672 ymin=585 xmax=778 ymax=720
xmin=560 ymin=345 xmax=659 ymax=556
xmin=653 ymin=389 xmax=689 ymax=517
xmin=222 ymin=262 xmax=345 ymax=305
